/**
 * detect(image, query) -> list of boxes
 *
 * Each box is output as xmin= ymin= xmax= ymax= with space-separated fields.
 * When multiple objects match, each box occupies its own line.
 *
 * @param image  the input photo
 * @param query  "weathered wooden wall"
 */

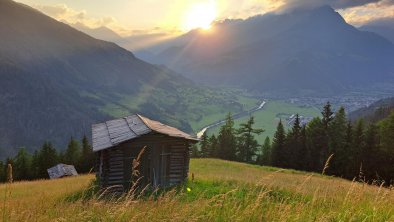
xmin=96 ymin=147 xmax=125 ymax=192
xmin=96 ymin=132 xmax=193 ymax=191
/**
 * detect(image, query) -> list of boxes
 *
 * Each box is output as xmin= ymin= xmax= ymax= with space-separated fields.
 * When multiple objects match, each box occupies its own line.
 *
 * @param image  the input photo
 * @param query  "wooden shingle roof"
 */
xmin=92 ymin=114 xmax=198 ymax=152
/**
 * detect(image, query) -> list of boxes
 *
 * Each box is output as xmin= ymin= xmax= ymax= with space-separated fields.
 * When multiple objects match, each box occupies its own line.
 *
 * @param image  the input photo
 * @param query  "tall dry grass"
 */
xmin=0 ymin=158 xmax=393 ymax=221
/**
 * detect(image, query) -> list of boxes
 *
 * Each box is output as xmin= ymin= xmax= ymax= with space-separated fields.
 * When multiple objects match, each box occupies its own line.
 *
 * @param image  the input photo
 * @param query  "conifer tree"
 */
xmin=376 ymin=111 xmax=394 ymax=182
xmin=190 ymin=144 xmax=200 ymax=158
xmin=199 ymin=132 xmax=210 ymax=158
xmin=217 ymin=113 xmax=237 ymax=161
xmin=328 ymin=107 xmax=347 ymax=175
xmin=363 ymin=123 xmax=380 ymax=180
xmin=208 ymin=134 xmax=219 ymax=158
xmin=0 ymin=161 xmax=5 ymax=182
xmin=271 ymin=120 xmax=286 ymax=167
xmin=298 ymin=125 xmax=308 ymax=170
xmin=320 ymin=102 xmax=334 ymax=168
xmin=236 ymin=116 xmax=264 ymax=163
xmin=343 ymin=121 xmax=353 ymax=177
xmin=30 ymin=150 xmax=40 ymax=179
xmin=351 ymin=119 xmax=366 ymax=178
xmin=322 ymin=102 xmax=334 ymax=130
xmin=286 ymin=114 xmax=302 ymax=169
xmin=38 ymin=142 xmax=58 ymax=178
xmin=65 ymin=137 xmax=81 ymax=166
xmin=79 ymin=135 xmax=94 ymax=173
xmin=13 ymin=148 xmax=31 ymax=180
xmin=258 ymin=136 xmax=271 ymax=165
xmin=379 ymin=111 xmax=394 ymax=153
xmin=306 ymin=117 xmax=326 ymax=171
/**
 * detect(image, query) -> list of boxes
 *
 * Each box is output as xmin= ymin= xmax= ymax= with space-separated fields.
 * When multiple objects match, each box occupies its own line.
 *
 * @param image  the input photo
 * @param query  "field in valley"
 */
xmin=95 ymin=87 xmax=259 ymax=134
xmin=1 ymin=159 xmax=393 ymax=221
xmin=205 ymin=100 xmax=321 ymax=143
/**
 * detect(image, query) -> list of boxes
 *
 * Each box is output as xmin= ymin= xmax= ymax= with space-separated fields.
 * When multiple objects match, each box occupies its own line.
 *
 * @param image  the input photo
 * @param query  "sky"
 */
xmin=17 ymin=0 xmax=394 ymax=36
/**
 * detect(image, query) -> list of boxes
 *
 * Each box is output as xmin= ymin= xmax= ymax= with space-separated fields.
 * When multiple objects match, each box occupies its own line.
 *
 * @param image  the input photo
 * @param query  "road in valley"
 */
xmin=196 ymin=101 xmax=267 ymax=138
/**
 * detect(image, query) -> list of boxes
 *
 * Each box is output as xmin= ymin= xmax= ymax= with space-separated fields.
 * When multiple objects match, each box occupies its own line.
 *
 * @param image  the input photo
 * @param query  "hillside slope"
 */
xmin=360 ymin=25 xmax=394 ymax=44
xmin=140 ymin=6 xmax=394 ymax=95
xmin=0 ymin=159 xmax=393 ymax=221
xmin=349 ymin=97 xmax=394 ymax=122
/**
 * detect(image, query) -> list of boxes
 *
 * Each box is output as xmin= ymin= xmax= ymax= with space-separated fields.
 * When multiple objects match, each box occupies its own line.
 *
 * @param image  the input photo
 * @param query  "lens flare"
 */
xmin=182 ymin=1 xmax=217 ymax=31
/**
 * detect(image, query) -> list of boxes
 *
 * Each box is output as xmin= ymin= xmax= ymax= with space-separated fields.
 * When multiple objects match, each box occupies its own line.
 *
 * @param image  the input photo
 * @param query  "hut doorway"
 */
xmin=123 ymin=145 xmax=152 ymax=190
xmin=159 ymin=145 xmax=171 ymax=187
xmin=151 ymin=144 xmax=171 ymax=188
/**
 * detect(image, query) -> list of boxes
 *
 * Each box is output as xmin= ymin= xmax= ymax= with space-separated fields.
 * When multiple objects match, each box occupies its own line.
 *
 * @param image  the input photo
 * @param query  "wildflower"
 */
xmin=187 ymin=187 xmax=191 ymax=192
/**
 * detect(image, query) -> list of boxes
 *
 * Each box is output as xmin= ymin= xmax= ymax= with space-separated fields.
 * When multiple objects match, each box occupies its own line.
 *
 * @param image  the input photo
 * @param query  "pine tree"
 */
xmin=328 ymin=107 xmax=347 ymax=175
xmin=351 ymin=119 xmax=366 ymax=179
xmin=208 ymin=134 xmax=219 ymax=158
xmin=322 ymin=102 xmax=334 ymax=130
xmin=343 ymin=121 xmax=353 ymax=178
xmin=31 ymin=150 xmax=40 ymax=179
xmin=38 ymin=142 xmax=58 ymax=178
xmin=379 ymin=111 xmax=394 ymax=153
xmin=258 ymin=136 xmax=271 ymax=165
xmin=306 ymin=117 xmax=326 ymax=172
xmin=320 ymin=102 xmax=334 ymax=169
xmin=286 ymin=114 xmax=302 ymax=169
xmin=271 ymin=120 xmax=286 ymax=167
xmin=13 ymin=148 xmax=31 ymax=181
xmin=199 ymin=132 xmax=210 ymax=158
xmin=236 ymin=116 xmax=264 ymax=163
xmin=0 ymin=161 xmax=5 ymax=182
xmin=217 ymin=113 xmax=237 ymax=161
xmin=363 ymin=123 xmax=380 ymax=180
xmin=298 ymin=125 xmax=308 ymax=170
xmin=79 ymin=135 xmax=94 ymax=173
xmin=377 ymin=111 xmax=394 ymax=183
xmin=190 ymin=144 xmax=200 ymax=158
xmin=65 ymin=137 xmax=81 ymax=166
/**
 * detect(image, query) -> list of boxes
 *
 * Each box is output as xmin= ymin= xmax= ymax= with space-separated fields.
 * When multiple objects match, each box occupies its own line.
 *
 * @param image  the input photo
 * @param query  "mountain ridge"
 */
xmin=138 ymin=6 xmax=394 ymax=95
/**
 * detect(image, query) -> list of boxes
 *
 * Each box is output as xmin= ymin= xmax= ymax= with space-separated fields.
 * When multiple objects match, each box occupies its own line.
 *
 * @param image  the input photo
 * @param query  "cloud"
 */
xmin=33 ymin=4 xmax=127 ymax=34
xmin=338 ymin=0 xmax=394 ymax=26
xmin=364 ymin=17 xmax=394 ymax=27
xmin=275 ymin=0 xmax=388 ymax=13
xmin=235 ymin=0 xmax=394 ymax=27
xmin=28 ymin=0 xmax=394 ymax=35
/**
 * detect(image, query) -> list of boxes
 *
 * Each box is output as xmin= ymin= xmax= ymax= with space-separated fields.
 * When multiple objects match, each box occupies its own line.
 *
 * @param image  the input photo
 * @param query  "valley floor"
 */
xmin=1 ymin=159 xmax=393 ymax=221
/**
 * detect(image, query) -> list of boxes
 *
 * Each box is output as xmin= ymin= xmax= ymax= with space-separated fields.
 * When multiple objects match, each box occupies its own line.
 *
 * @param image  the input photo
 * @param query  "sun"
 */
xmin=182 ymin=2 xmax=217 ymax=31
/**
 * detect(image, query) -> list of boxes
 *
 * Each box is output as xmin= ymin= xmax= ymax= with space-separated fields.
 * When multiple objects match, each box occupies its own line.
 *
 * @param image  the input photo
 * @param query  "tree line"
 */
xmin=0 ymin=135 xmax=94 ymax=182
xmin=193 ymin=102 xmax=394 ymax=185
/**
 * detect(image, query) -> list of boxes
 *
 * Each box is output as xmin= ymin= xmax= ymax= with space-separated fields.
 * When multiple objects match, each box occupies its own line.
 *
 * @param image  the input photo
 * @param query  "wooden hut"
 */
xmin=92 ymin=114 xmax=198 ymax=192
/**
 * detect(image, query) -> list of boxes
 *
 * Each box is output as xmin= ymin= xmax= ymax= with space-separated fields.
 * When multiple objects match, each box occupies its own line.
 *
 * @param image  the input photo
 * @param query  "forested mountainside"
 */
xmin=349 ymin=97 xmax=394 ymax=123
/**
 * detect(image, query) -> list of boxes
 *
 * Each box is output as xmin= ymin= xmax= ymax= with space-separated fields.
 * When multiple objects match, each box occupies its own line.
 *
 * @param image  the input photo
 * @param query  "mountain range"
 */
xmin=0 ymin=0 xmax=244 ymax=157
xmin=136 ymin=6 xmax=394 ymax=96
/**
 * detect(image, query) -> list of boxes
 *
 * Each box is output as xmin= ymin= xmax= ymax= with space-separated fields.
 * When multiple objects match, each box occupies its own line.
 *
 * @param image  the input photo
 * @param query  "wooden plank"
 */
xmin=126 ymin=115 xmax=151 ymax=135
xmin=108 ymin=175 xmax=124 ymax=180
xmin=107 ymin=181 xmax=124 ymax=185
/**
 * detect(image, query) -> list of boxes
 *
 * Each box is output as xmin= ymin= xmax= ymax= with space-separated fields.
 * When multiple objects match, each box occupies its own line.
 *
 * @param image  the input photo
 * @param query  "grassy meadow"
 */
xmin=1 ymin=159 xmax=393 ymax=221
